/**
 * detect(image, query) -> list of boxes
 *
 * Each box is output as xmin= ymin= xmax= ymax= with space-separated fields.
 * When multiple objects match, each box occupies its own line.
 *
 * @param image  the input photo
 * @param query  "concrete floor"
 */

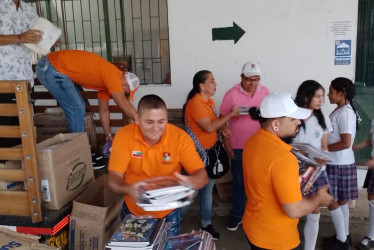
xmin=180 ymin=187 xmax=370 ymax=250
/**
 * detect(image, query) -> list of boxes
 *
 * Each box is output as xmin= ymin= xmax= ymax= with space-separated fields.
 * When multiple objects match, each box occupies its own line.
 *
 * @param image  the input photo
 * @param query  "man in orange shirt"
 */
xmin=243 ymin=92 xmax=333 ymax=249
xmin=36 ymin=50 xmax=138 ymax=143
xmin=107 ymin=94 xmax=209 ymax=236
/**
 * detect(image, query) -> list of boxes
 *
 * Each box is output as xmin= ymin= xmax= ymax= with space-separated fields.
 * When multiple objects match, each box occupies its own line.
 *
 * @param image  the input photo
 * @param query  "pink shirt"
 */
xmin=220 ymin=83 xmax=269 ymax=149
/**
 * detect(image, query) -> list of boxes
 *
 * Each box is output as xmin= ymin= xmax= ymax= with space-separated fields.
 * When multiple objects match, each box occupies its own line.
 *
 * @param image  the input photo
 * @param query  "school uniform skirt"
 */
xmin=326 ymin=163 xmax=358 ymax=201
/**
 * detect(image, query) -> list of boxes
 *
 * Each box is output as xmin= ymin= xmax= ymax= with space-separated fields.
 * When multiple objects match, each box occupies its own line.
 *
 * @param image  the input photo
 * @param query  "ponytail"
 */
xmin=182 ymin=70 xmax=211 ymax=122
xmin=331 ymin=77 xmax=360 ymax=130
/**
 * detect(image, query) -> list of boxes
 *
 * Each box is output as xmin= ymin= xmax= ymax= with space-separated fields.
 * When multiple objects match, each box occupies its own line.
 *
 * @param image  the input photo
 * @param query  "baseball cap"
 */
xmin=126 ymin=72 xmax=140 ymax=101
xmin=241 ymin=62 xmax=261 ymax=77
xmin=260 ymin=92 xmax=311 ymax=119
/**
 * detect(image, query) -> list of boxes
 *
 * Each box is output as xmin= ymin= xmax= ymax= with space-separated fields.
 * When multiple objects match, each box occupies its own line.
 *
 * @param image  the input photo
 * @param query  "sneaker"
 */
xmin=357 ymin=236 xmax=374 ymax=250
xmin=322 ymin=236 xmax=349 ymax=250
xmin=93 ymin=158 xmax=106 ymax=170
xmin=201 ymin=225 xmax=220 ymax=240
xmin=103 ymin=141 xmax=112 ymax=158
xmin=91 ymin=152 xmax=103 ymax=161
xmin=226 ymin=217 xmax=242 ymax=231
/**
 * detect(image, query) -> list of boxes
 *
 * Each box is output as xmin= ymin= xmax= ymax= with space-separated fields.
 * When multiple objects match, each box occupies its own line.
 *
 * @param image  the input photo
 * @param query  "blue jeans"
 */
xmin=231 ymin=149 xmax=246 ymax=219
xmin=120 ymin=202 xmax=181 ymax=237
xmin=199 ymin=178 xmax=215 ymax=228
xmin=36 ymin=56 xmax=86 ymax=133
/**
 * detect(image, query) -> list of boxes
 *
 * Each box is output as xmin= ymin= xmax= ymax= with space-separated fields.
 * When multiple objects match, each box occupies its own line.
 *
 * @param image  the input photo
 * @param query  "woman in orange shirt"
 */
xmin=182 ymin=70 xmax=239 ymax=240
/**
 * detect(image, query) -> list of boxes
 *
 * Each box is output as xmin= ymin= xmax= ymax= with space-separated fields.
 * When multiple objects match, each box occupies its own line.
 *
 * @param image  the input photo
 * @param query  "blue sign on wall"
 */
xmin=335 ymin=40 xmax=351 ymax=65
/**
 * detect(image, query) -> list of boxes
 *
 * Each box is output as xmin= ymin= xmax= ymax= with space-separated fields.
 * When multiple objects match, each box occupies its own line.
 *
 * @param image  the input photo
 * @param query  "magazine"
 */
xmin=137 ymin=194 xmax=195 ymax=211
xmin=238 ymin=106 xmax=250 ymax=115
xmin=107 ymin=216 xmax=162 ymax=247
xmin=146 ymin=189 xmax=195 ymax=204
xmin=291 ymin=147 xmax=323 ymax=195
xmin=291 ymin=143 xmax=335 ymax=164
xmin=140 ymin=176 xmax=192 ymax=198
xmin=24 ymin=18 xmax=62 ymax=55
xmin=166 ymin=230 xmax=215 ymax=250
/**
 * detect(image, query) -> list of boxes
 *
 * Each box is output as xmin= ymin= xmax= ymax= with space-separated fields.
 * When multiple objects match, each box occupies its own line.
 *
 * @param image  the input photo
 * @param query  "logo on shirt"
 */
xmin=131 ymin=151 xmax=143 ymax=158
xmin=163 ymin=152 xmax=171 ymax=162
xmin=314 ymin=131 xmax=321 ymax=139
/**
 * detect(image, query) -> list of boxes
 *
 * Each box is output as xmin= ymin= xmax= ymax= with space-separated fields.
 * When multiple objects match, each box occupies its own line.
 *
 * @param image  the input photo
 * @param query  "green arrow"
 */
xmin=212 ymin=22 xmax=245 ymax=44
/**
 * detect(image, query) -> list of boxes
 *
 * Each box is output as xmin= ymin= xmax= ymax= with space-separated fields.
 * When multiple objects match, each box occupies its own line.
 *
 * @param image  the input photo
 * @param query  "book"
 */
xmin=145 ymin=189 xmax=195 ymax=204
xmin=291 ymin=148 xmax=323 ymax=195
xmin=137 ymin=194 xmax=195 ymax=211
xmin=140 ymin=176 xmax=192 ymax=198
xmin=107 ymin=216 xmax=162 ymax=247
xmin=135 ymin=176 xmax=195 ymax=211
xmin=166 ymin=230 xmax=215 ymax=250
xmin=237 ymin=106 xmax=251 ymax=115
xmin=291 ymin=143 xmax=335 ymax=164
xmin=24 ymin=18 xmax=62 ymax=55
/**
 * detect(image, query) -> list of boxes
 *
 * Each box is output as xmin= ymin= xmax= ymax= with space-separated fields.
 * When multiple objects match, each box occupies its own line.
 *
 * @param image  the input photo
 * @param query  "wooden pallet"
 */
xmin=0 ymin=81 xmax=42 ymax=223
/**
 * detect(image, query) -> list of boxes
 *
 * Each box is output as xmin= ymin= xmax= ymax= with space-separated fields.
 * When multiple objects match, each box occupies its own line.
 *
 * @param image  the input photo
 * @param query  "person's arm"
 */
xmin=353 ymin=138 xmax=372 ymax=151
xmin=111 ymin=92 xmax=137 ymax=121
xmin=0 ymin=29 xmax=43 ymax=45
xmin=219 ymin=113 xmax=234 ymax=159
xmin=327 ymin=133 xmax=352 ymax=152
xmin=281 ymin=185 xmax=333 ymax=218
xmin=321 ymin=134 xmax=328 ymax=151
xmin=108 ymin=171 xmax=146 ymax=202
xmin=174 ymin=168 xmax=208 ymax=189
xmin=367 ymin=157 xmax=374 ymax=169
xmin=98 ymin=99 xmax=113 ymax=141
xmin=197 ymin=108 xmax=240 ymax=133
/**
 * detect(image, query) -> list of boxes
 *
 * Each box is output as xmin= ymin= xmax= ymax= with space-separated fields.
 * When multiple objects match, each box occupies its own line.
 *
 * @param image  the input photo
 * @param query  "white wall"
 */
xmin=134 ymin=0 xmax=358 ymax=115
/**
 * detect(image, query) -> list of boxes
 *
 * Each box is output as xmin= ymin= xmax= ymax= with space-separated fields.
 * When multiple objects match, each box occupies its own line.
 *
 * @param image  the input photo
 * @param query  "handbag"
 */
xmin=204 ymin=139 xmax=230 ymax=179
xmin=184 ymin=105 xmax=230 ymax=179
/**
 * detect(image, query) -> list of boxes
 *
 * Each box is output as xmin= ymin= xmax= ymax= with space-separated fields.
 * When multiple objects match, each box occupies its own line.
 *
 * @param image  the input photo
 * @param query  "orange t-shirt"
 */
xmin=108 ymin=123 xmax=204 ymax=218
xmin=48 ymin=50 xmax=123 ymax=102
xmin=242 ymin=129 xmax=302 ymax=250
xmin=184 ymin=94 xmax=217 ymax=149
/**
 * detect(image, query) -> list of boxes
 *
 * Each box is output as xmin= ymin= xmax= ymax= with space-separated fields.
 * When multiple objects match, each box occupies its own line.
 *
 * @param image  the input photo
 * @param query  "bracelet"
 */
xmin=105 ymin=133 xmax=112 ymax=137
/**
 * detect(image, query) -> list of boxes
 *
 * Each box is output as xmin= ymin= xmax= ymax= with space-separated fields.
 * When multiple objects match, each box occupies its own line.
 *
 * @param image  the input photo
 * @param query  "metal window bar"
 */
xmin=28 ymin=0 xmax=170 ymax=85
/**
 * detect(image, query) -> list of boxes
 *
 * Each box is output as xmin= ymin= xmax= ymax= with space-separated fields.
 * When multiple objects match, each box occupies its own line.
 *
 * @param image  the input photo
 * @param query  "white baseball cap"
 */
xmin=241 ymin=62 xmax=261 ymax=77
xmin=260 ymin=92 xmax=311 ymax=119
xmin=125 ymin=72 xmax=140 ymax=101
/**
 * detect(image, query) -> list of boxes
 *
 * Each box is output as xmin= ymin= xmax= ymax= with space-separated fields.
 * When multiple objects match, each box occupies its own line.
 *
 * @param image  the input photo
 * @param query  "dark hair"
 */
xmin=138 ymin=94 xmax=167 ymax=114
xmin=330 ymin=77 xmax=360 ymax=130
xmin=295 ymin=80 xmax=327 ymax=130
xmin=182 ymin=70 xmax=211 ymax=120
xmin=248 ymin=107 xmax=268 ymax=124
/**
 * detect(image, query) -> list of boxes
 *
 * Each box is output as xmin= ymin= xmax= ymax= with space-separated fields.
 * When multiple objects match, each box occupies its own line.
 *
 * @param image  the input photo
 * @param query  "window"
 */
xmin=30 ymin=0 xmax=170 ymax=85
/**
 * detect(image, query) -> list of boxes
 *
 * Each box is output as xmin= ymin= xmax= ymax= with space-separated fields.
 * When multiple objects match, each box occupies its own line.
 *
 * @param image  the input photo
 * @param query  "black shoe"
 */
xmin=201 ymin=224 xmax=220 ymax=240
xmin=93 ymin=158 xmax=106 ymax=170
xmin=322 ymin=236 xmax=349 ymax=250
xmin=357 ymin=237 xmax=374 ymax=250
xmin=323 ymin=234 xmax=351 ymax=246
xmin=91 ymin=152 xmax=103 ymax=161
xmin=226 ymin=217 xmax=242 ymax=231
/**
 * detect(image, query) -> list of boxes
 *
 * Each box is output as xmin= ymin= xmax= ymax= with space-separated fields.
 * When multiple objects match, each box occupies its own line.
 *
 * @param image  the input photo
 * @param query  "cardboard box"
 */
xmin=34 ymin=108 xmax=97 ymax=150
xmin=38 ymin=133 xmax=94 ymax=210
xmin=0 ymin=227 xmax=59 ymax=249
xmin=0 ymin=161 xmax=24 ymax=191
xmin=69 ymin=174 xmax=123 ymax=250
xmin=44 ymin=225 xmax=69 ymax=249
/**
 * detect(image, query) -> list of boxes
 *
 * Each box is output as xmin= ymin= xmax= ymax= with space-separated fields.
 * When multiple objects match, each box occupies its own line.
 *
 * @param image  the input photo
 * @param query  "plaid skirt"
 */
xmin=304 ymin=170 xmax=330 ymax=197
xmin=326 ymin=163 xmax=358 ymax=201
xmin=367 ymin=170 xmax=374 ymax=194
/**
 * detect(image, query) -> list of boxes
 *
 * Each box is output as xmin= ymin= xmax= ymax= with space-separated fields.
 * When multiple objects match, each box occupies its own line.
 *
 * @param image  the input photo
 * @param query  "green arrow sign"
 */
xmin=212 ymin=22 xmax=245 ymax=44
